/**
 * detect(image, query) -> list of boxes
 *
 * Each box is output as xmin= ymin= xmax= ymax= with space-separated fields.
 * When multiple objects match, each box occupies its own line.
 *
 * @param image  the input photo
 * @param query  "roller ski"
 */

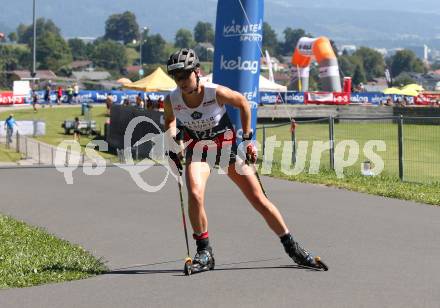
xmin=281 ymin=233 xmax=329 ymax=271
xmin=184 ymin=248 xmax=215 ymax=276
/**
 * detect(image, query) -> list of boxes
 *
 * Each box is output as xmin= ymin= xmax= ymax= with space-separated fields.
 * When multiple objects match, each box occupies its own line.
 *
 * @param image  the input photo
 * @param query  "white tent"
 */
xmin=200 ymin=73 xmax=287 ymax=92
xmin=258 ymin=74 xmax=287 ymax=92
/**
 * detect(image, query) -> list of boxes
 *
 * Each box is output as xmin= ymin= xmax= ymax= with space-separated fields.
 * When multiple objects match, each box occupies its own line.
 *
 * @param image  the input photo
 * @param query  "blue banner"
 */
xmin=213 ymin=0 xmax=263 ymax=140
xmin=27 ymin=90 xmax=167 ymax=105
xmin=27 ymin=89 xmax=414 ymax=107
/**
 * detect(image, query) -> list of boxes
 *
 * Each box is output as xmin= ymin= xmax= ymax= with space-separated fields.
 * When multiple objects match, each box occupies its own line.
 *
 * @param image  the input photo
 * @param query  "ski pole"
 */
xmin=245 ymin=156 xmax=267 ymax=197
xmin=177 ymin=169 xmax=192 ymax=263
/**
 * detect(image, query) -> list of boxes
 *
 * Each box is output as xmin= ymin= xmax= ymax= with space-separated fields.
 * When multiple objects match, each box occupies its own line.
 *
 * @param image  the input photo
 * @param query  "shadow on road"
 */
xmin=105 ymin=257 xmax=323 ymax=276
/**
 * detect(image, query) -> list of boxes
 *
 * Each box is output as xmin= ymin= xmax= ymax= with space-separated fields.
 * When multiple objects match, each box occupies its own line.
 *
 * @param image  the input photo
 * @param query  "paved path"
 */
xmin=0 ymin=166 xmax=439 ymax=307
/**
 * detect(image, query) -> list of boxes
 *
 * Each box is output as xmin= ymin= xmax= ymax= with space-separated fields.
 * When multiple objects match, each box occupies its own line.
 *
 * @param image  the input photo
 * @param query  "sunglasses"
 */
xmin=173 ymin=70 xmax=193 ymax=82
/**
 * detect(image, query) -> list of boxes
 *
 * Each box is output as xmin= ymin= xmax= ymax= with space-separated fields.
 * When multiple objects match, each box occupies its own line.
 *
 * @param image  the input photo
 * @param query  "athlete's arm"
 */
xmin=216 ymin=85 xmax=251 ymax=135
xmin=164 ymin=95 xmax=177 ymax=137
xmin=164 ymin=94 xmax=184 ymax=160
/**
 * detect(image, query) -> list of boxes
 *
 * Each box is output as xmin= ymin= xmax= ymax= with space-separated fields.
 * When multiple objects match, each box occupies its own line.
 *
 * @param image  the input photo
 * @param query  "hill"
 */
xmin=2 ymin=0 xmax=440 ymax=48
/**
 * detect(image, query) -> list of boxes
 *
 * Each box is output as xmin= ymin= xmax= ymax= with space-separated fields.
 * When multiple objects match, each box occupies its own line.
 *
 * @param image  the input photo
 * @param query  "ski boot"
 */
xmin=281 ymin=233 xmax=328 ymax=271
xmin=184 ymin=247 xmax=215 ymax=275
xmin=184 ymin=233 xmax=215 ymax=276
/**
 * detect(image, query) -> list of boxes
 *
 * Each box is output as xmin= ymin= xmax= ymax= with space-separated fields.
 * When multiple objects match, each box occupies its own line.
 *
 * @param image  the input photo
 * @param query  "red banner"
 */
xmin=414 ymin=92 xmax=440 ymax=105
xmin=0 ymin=91 xmax=25 ymax=105
xmin=305 ymin=92 xmax=350 ymax=105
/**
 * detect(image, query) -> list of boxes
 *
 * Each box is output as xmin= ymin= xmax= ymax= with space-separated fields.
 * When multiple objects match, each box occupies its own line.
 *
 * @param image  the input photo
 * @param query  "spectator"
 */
xmin=402 ymin=97 xmax=409 ymax=107
xmin=385 ymin=96 xmax=393 ymax=106
xmin=44 ymin=85 xmax=52 ymax=108
xmin=57 ymin=86 xmax=63 ymax=105
xmin=66 ymin=85 xmax=73 ymax=104
xmin=4 ymin=114 xmax=16 ymax=145
xmin=157 ymin=97 xmax=164 ymax=110
xmin=136 ymin=93 xmax=145 ymax=109
xmin=105 ymin=95 xmax=113 ymax=116
xmin=123 ymin=98 xmax=130 ymax=106
xmin=32 ymin=89 xmax=39 ymax=112
xmin=73 ymin=83 xmax=80 ymax=103
xmin=73 ymin=117 xmax=81 ymax=142
xmin=146 ymin=96 xmax=153 ymax=110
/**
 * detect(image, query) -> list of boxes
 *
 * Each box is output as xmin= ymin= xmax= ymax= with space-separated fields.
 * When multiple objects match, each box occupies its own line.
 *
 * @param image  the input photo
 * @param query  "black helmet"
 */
xmin=167 ymin=48 xmax=200 ymax=75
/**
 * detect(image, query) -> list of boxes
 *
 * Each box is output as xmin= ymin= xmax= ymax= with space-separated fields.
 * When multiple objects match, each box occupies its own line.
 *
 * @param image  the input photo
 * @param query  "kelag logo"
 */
xmin=285 ymin=92 xmax=305 ymax=104
xmin=220 ymin=55 xmax=258 ymax=74
xmin=223 ymin=19 xmax=262 ymax=42
xmin=261 ymin=93 xmax=278 ymax=104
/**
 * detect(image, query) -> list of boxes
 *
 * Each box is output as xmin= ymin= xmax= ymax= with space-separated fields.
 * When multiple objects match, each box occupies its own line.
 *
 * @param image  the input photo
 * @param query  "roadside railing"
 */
xmin=257 ymin=116 xmax=440 ymax=184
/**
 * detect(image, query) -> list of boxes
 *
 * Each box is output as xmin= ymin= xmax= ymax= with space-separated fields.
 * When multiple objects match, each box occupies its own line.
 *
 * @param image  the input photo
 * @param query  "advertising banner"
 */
xmin=0 ymin=91 xmax=26 ymax=105
xmin=213 ymin=0 xmax=263 ymax=140
xmin=305 ymin=92 xmax=350 ymax=105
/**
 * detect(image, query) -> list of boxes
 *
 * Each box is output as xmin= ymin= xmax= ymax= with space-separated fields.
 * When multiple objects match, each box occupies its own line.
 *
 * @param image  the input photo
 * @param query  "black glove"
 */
xmin=168 ymin=150 xmax=183 ymax=174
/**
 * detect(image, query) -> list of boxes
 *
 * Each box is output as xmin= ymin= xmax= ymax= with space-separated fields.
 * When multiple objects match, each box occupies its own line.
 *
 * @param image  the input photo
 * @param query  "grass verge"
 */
xmin=268 ymin=163 xmax=440 ymax=206
xmin=0 ymin=214 xmax=107 ymax=288
xmin=0 ymin=144 xmax=22 ymax=163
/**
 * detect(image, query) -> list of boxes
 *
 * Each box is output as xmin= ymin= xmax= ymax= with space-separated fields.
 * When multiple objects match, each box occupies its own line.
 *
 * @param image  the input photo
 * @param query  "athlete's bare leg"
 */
xmin=227 ymin=161 xmax=289 ymax=236
xmin=185 ymin=160 xmax=211 ymax=234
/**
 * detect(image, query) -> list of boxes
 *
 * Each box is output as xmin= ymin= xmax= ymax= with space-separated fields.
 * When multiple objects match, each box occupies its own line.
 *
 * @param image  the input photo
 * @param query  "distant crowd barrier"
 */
xmin=260 ymin=91 xmax=419 ymax=105
xmin=2 ymin=89 xmax=439 ymax=106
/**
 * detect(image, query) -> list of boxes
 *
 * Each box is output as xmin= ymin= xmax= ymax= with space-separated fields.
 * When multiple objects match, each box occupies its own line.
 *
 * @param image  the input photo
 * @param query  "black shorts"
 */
xmin=185 ymin=141 xmax=237 ymax=168
xmin=183 ymin=128 xmax=238 ymax=168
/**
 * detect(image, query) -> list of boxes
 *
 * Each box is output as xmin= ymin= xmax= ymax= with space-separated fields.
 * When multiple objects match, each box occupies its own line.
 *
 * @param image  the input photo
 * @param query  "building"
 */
xmin=404 ymin=45 xmax=430 ymax=62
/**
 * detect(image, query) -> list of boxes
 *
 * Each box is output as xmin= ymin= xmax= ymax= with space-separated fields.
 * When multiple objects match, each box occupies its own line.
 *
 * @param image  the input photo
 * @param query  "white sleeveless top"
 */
xmin=170 ymin=82 xmax=226 ymax=131
xmin=170 ymin=82 xmax=233 ymax=140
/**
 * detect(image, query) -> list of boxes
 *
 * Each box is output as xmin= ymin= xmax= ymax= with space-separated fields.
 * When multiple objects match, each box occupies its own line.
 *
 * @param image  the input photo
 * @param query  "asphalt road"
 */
xmin=0 ymin=166 xmax=439 ymax=308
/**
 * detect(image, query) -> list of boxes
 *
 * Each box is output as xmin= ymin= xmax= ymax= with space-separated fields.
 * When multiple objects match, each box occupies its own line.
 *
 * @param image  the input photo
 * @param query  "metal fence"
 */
xmin=0 ymin=133 xmax=112 ymax=166
xmin=257 ymin=116 xmax=440 ymax=184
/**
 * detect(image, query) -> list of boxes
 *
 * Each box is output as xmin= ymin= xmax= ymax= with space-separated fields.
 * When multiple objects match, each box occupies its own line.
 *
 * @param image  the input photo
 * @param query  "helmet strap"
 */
xmin=189 ymin=70 xmax=200 ymax=95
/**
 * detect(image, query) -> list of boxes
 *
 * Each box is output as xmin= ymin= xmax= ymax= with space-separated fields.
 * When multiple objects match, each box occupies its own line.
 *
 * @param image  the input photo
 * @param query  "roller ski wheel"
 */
xmin=282 ymin=235 xmax=329 ymax=271
xmin=297 ymin=254 xmax=329 ymax=271
xmin=313 ymin=256 xmax=329 ymax=271
xmin=183 ymin=257 xmax=192 ymax=276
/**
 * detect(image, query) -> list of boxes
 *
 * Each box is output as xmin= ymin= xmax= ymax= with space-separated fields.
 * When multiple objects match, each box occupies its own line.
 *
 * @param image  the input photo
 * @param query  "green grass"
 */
xmin=267 ymin=164 xmax=440 ymax=206
xmin=0 ymin=144 xmax=22 ymax=162
xmin=0 ymin=105 xmax=118 ymax=162
xmin=0 ymin=214 xmax=107 ymax=288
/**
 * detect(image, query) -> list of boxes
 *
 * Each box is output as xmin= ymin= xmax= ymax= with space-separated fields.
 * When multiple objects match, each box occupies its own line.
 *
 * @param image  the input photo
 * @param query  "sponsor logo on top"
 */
xmin=190 ymin=111 xmax=203 ymax=120
xmin=223 ymin=19 xmax=263 ymax=42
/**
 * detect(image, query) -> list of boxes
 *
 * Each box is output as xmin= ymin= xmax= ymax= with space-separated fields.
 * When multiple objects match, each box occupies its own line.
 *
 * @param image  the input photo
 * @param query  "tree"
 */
xmin=36 ymin=31 xmax=72 ymax=71
xmin=390 ymin=49 xmax=425 ymax=77
xmin=0 ymin=45 xmax=31 ymax=71
xmin=18 ymin=18 xmax=61 ymax=45
xmin=68 ymin=38 xmax=88 ymax=60
xmin=393 ymin=72 xmax=416 ymax=86
xmin=263 ymin=22 xmax=279 ymax=57
xmin=8 ymin=32 xmax=17 ymax=42
xmin=194 ymin=22 xmax=214 ymax=43
xmin=338 ymin=55 xmax=356 ymax=78
xmin=280 ymin=28 xmax=311 ymax=56
xmin=16 ymin=24 xmax=27 ymax=43
xmin=142 ymin=34 xmax=167 ymax=64
xmin=352 ymin=63 xmax=367 ymax=86
xmin=352 ymin=47 xmax=385 ymax=80
xmin=91 ymin=39 xmax=127 ymax=70
xmin=175 ymin=28 xmax=195 ymax=48
xmin=104 ymin=11 xmax=139 ymax=44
